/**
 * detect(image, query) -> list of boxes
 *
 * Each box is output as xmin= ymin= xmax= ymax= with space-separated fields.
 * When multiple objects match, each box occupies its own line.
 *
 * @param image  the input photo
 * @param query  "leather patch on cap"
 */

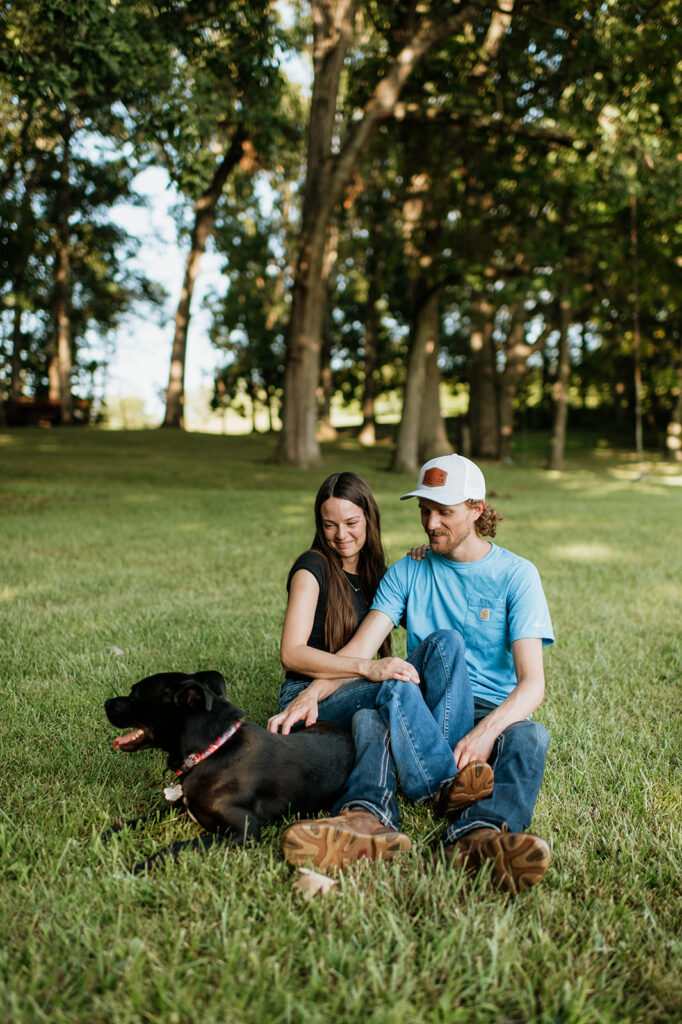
xmin=423 ymin=468 xmax=447 ymax=487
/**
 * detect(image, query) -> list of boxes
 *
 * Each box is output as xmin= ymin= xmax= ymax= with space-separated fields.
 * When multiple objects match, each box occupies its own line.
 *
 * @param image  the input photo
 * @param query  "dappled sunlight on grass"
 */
xmin=1 ymin=430 xmax=680 ymax=1024
xmin=550 ymin=542 xmax=620 ymax=563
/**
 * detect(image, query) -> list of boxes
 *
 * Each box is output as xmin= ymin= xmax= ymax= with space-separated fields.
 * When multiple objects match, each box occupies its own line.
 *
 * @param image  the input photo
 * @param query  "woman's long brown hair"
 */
xmin=311 ymin=472 xmax=391 ymax=659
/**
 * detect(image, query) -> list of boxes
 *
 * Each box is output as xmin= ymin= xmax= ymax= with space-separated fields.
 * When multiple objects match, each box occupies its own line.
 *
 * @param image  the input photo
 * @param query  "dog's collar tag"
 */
xmin=175 ymin=720 xmax=242 ymax=776
xmin=164 ymin=784 xmax=183 ymax=802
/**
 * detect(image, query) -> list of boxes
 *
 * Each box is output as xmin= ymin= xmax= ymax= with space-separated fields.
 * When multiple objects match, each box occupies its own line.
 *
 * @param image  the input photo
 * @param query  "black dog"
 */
xmin=104 ymin=670 xmax=354 ymax=869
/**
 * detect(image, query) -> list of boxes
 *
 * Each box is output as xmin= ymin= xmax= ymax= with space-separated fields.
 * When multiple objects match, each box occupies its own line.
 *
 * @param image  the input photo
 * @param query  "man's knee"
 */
xmin=501 ymin=719 xmax=550 ymax=758
xmin=423 ymin=628 xmax=466 ymax=653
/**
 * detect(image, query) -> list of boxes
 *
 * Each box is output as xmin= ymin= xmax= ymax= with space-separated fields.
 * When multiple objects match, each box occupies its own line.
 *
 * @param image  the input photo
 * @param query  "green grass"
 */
xmin=0 ymin=428 xmax=680 ymax=1024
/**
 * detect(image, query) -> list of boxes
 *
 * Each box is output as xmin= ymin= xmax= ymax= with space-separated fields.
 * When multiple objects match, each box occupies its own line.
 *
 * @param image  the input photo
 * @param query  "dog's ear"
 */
xmin=194 ymin=670 xmax=227 ymax=700
xmin=174 ymin=680 xmax=215 ymax=712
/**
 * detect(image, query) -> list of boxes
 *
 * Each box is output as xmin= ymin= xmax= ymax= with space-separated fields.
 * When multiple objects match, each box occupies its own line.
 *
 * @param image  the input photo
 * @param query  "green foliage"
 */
xmin=0 ymin=0 xmax=172 ymax=398
xmin=2 ymin=0 xmax=682 ymax=451
xmin=0 ymin=429 xmax=680 ymax=1022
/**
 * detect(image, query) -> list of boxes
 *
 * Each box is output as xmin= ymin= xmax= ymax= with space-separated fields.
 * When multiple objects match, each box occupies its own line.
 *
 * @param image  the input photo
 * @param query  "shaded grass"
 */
xmin=0 ymin=428 xmax=680 ymax=1023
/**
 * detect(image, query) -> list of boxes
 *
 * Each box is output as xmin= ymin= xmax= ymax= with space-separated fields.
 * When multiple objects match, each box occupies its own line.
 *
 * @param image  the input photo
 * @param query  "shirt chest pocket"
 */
xmin=464 ymin=597 xmax=506 ymax=648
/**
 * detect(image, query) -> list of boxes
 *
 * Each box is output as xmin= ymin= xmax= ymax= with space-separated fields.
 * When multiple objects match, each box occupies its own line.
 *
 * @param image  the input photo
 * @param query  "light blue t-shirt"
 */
xmin=371 ymin=544 xmax=554 ymax=705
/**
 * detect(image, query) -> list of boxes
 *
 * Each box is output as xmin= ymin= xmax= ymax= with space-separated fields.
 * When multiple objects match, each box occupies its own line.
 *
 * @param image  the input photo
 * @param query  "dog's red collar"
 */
xmin=175 ymin=721 xmax=242 ymax=775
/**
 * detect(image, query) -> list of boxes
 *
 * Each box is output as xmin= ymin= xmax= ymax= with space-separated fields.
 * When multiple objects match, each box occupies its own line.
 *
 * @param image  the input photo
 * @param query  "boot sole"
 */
xmin=436 ymin=761 xmax=495 ymax=817
xmin=473 ymin=831 xmax=551 ymax=894
xmin=281 ymin=820 xmax=412 ymax=871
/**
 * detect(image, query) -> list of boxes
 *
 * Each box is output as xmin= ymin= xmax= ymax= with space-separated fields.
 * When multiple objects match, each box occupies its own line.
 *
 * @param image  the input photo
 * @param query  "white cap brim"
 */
xmin=400 ymin=487 xmax=475 ymax=504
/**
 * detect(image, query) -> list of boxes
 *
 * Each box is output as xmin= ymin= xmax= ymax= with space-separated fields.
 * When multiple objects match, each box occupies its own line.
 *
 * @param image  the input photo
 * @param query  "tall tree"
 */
xmin=141 ymin=1 xmax=285 ymax=428
xmin=0 ymin=0 xmax=168 ymax=417
xmin=275 ymin=0 xmax=477 ymax=467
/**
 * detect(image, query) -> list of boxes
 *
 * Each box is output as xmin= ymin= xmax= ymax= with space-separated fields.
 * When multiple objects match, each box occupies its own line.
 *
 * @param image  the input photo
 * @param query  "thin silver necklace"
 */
xmin=344 ymin=571 xmax=361 ymax=593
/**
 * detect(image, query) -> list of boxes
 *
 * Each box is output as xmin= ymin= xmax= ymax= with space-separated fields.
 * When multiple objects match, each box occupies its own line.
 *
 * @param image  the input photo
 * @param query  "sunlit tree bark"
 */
xmin=163 ymin=130 xmax=247 ymax=428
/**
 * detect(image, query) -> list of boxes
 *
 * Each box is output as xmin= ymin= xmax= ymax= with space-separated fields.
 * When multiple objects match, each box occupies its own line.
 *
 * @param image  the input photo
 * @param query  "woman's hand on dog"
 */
xmin=268 ymin=680 xmax=332 ymax=735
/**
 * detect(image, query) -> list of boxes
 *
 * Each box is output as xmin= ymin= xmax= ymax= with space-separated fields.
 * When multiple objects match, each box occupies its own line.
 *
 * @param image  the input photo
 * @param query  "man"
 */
xmin=280 ymin=454 xmax=554 ymax=893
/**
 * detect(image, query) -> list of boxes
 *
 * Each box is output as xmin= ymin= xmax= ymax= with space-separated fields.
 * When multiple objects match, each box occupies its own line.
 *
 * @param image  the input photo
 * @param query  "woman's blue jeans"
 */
xmin=278 ymin=629 xmax=549 ymax=836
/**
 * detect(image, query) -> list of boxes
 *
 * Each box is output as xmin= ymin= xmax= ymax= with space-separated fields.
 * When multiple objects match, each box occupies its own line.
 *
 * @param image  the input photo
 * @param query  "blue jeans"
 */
xmin=278 ymin=629 xmax=549 ymax=836
xmin=443 ymin=700 xmax=550 ymax=841
xmin=278 ymin=630 xmax=474 ymax=828
xmin=278 ymin=675 xmax=381 ymax=728
xmin=374 ymin=629 xmax=473 ymax=803
xmin=278 ymin=676 xmax=399 ymax=828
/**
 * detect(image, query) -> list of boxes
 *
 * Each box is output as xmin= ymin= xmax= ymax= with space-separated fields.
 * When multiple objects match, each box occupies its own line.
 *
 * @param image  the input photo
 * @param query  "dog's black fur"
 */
xmin=104 ymin=670 xmax=354 ymax=870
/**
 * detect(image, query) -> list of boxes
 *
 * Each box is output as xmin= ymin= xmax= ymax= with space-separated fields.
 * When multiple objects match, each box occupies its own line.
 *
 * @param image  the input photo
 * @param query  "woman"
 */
xmin=267 ymin=471 xmax=417 ymax=736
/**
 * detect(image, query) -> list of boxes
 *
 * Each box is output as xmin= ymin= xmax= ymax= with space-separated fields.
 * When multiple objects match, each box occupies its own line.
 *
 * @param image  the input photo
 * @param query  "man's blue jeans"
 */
xmin=278 ymin=629 xmax=549 ymax=836
xmin=443 ymin=700 xmax=549 ymax=841
xmin=278 ymin=675 xmax=400 ymax=827
xmin=278 ymin=630 xmax=471 ymax=821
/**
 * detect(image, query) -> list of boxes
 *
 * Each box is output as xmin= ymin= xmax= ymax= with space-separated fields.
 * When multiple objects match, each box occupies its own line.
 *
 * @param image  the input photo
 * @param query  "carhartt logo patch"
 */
xmin=479 ymin=608 xmax=491 ymax=621
xmin=423 ymin=468 xmax=447 ymax=487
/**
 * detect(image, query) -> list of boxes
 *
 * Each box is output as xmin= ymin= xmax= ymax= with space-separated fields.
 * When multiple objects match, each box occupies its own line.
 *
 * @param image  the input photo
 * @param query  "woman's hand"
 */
xmin=267 ymin=685 xmax=321 ymax=735
xmin=361 ymin=657 xmax=420 ymax=685
xmin=407 ymin=544 xmax=429 ymax=560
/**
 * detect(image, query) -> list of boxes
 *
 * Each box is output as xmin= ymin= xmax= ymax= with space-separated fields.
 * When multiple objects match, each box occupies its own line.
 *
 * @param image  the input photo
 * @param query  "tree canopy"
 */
xmin=1 ymin=0 xmax=681 ymax=464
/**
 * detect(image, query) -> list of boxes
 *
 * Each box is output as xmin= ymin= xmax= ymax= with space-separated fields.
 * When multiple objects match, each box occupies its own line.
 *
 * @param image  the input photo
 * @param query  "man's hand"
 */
xmin=453 ymin=638 xmax=546 ymax=770
xmin=453 ymin=718 xmax=498 ymax=770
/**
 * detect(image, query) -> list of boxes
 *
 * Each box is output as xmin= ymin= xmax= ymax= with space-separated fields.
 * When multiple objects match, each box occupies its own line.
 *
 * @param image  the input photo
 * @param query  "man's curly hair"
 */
xmin=466 ymin=499 xmax=503 ymax=538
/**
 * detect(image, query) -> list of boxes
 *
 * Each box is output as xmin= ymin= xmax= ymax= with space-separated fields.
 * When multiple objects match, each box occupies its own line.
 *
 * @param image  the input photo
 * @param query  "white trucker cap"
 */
xmin=400 ymin=454 xmax=486 ymax=505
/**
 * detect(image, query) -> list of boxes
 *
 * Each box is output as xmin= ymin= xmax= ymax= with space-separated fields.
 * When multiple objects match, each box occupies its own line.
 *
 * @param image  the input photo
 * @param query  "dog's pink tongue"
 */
xmin=113 ymin=731 xmax=140 ymax=750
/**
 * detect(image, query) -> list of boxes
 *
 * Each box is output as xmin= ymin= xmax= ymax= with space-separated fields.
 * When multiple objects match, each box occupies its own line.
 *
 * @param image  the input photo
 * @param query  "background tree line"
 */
xmin=1 ymin=0 xmax=681 ymax=470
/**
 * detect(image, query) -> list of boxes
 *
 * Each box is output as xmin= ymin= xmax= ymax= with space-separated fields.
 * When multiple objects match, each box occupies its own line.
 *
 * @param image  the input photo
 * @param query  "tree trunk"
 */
xmin=418 ymin=296 xmax=452 ymax=462
xmin=10 ymin=301 xmax=24 ymax=398
xmin=275 ymin=0 xmax=355 ymax=466
xmin=665 ymin=367 xmax=682 ymax=462
xmin=53 ymin=127 xmax=74 ymax=424
xmin=392 ymin=291 xmax=439 ymax=474
xmin=48 ymin=350 xmax=60 ymax=401
xmin=357 ymin=241 xmax=379 ymax=446
xmin=248 ymin=378 xmax=259 ymax=434
xmin=318 ymin=323 xmax=337 ymax=440
xmin=499 ymin=306 xmax=525 ymax=461
xmin=630 ymin=194 xmax=644 ymax=464
xmin=318 ymin=227 xmax=340 ymax=441
xmin=275 ymin=1 xmax=477 ymax=466
xmin=468 ymin=294 xmax=499 ymax=459
xmin=163 ymin=130 xmax=247 ymax=428
xmin=547 ymin=280 xmax=571 ymax=471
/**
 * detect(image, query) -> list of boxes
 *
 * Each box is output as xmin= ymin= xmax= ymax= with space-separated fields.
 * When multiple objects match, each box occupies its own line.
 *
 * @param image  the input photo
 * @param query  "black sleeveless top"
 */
xmin=285 ymin=549 xmax=370 ymax=681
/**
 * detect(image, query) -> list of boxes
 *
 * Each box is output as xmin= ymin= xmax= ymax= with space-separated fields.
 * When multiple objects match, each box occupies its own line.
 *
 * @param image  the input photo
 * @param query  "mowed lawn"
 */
xmin=0 ymin=428 xmax=680 ymax=1024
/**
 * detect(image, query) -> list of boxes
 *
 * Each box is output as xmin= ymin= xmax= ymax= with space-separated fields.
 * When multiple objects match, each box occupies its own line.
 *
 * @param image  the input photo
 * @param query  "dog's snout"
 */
xmin=105 ymin=695 xmax=131 ymax=725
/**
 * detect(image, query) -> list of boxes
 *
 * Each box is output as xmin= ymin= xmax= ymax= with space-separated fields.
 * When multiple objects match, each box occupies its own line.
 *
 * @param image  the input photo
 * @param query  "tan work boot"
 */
xmin=443 ymin=823 xmax=551 ymax=894
xmin=281 ymin=808 xmax=412 ymax=870
xmin=435 ymin=760 xmax=495 ymax=817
